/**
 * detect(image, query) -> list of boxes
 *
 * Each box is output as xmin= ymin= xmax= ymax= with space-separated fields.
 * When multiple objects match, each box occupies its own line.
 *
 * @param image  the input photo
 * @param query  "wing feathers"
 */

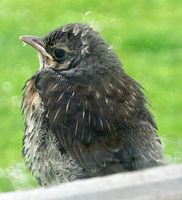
xmin=34 ymin=68 xmax=160 ymax=174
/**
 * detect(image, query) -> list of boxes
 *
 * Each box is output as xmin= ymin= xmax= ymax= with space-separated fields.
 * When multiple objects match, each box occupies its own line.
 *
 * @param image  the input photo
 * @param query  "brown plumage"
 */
xmin=20 ymin=23 xmax=163 ymax=186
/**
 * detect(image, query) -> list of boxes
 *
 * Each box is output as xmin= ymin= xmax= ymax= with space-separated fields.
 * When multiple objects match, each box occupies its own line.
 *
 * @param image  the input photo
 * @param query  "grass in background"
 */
xmin=0 ymin=0 xmax=182 ymax=192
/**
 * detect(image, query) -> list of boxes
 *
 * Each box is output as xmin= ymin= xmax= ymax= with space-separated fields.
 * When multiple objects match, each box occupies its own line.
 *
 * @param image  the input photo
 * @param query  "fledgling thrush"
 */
xmin=20 ymin=23 xmax=163 ymax=186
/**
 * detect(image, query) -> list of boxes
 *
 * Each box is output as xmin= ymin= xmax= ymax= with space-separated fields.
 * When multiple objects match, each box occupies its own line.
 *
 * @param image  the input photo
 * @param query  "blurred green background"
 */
xmin=0 ymin=0 xmax=182 ymax=192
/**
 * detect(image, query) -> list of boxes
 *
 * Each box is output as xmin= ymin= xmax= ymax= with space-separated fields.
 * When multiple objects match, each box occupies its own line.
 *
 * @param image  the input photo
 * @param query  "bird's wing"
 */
xmin=35 ymin=67 xmax=158 ymax=173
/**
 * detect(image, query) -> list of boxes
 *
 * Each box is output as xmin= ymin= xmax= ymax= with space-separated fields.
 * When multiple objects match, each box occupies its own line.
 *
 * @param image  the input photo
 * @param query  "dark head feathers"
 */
xmin=45 ymin=23 xmax=96 ymax=45
xmin=43 ymin=23 xmax=113 ymax=57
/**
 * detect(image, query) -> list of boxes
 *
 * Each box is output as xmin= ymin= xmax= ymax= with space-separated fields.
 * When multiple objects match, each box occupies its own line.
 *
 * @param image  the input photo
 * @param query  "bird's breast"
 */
xmin=21 ymin=76 xmax=84 ymax=185
xmin=21 ymin=77 xmax=41 ymax=117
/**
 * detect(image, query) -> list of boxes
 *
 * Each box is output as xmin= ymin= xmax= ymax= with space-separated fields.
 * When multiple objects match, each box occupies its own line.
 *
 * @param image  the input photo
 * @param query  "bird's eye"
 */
xmin=54 ymin=49 xmax=65 ymax=59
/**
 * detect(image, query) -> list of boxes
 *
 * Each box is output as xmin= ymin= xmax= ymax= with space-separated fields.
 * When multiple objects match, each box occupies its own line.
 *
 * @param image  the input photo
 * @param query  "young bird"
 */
xmin=20 ymin=23 xmax=163 ymax=186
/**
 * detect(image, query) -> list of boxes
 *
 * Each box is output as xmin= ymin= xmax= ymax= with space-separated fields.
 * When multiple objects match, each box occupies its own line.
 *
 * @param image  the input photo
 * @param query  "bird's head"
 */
xmin=20 ymin=23 xmax=122 ymax=82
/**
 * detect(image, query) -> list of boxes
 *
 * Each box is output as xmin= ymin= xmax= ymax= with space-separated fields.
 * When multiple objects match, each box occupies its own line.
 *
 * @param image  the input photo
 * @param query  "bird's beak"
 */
xmin=19 ymin=35 xmax=52 ymax=59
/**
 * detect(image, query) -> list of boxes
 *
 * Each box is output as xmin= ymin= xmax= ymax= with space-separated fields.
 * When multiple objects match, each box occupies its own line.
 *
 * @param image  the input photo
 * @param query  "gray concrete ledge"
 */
xmin=0 ymin=164 xmax=182 ymax=200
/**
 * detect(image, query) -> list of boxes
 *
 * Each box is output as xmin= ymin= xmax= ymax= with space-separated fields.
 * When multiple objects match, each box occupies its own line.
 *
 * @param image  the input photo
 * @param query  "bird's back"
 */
xmin=22 ymin=70 xmax=163 ymax=186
